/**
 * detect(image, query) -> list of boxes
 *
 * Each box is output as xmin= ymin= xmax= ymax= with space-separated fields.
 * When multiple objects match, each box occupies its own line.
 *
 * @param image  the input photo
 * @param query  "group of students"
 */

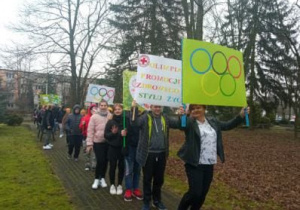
xmin=36 ymin=99 xmax=250 ymax=210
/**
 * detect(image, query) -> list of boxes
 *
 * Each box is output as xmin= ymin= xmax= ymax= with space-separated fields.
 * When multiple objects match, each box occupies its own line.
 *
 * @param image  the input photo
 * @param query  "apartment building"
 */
xmin=0 ymin=69 xmax=71 ymax=111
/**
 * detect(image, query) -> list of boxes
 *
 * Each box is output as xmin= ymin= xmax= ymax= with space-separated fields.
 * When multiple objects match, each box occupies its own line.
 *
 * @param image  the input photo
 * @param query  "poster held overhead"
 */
xmin=85 ymin=84 xmax=115 ymax=105
xmin=135 ymin=54 xmax=182 ymax=107
xmin=182 ymin=39 xmax=247 ymax=107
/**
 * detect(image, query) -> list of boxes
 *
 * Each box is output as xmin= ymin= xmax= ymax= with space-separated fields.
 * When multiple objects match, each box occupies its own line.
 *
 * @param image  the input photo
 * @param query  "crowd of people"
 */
xmin=33 ymin=100 xmax=249 ymax=210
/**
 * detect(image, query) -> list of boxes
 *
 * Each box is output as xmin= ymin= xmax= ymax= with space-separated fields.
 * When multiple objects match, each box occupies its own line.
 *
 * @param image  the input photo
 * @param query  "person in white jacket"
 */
xmin=86 ymin=100 xmax=112 ymax=189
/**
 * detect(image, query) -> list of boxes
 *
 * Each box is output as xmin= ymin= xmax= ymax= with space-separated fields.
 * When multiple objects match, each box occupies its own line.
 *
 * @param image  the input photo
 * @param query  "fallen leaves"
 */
xmin=167 ymin=129 xmax=300 ymax=209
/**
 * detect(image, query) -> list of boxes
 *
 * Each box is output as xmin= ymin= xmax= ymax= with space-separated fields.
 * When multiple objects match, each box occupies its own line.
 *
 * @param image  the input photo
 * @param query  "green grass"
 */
xmin=0 ymin=124 xmax=74 ymax=210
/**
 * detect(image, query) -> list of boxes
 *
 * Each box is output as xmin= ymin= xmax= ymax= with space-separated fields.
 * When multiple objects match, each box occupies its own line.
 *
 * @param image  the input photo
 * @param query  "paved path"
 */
xmin=33 ymin=125 xmax=181 ymax=210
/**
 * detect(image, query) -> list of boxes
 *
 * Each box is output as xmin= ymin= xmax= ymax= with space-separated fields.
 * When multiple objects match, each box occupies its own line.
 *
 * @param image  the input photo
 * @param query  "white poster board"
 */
xmin=85 ymin=84 xmax=115 ymax=105
xmin=134 ymin=54 xmax=182 ymax=107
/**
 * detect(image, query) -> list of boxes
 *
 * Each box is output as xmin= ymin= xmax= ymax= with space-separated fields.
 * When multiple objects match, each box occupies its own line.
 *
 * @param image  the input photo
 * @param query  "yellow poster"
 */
xmin=182 ymin=39 xmax=247 ymax=107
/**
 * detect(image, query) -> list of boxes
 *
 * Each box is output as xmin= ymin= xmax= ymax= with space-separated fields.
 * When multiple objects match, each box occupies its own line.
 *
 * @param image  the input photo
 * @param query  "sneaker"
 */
xmin=67 ymin=154 xmax=72 ymax=159
xmin=92 ymin=179 xmax=100 ymax=189
xmin=43 ymin=145 xmax=52 ymax=150
xmin=110 ymin=185 xmax=117 ymax=195
xmin=74 ymin=158 xmax=78 ymax=162
xmin=100 ymin=178 xmax=107 ymax=188
xmin=142 ymin=203 xmax=150 ymax=210
xmin=85 ymin=166 xmax=90 ymax=171
xmin=133 ymin=188 xmax=143 ymax=200
xmin=124 ymin=189 xmax=132 ymax=201
xmin=48 ymin=143 xmax=53 ymax=147
xmin=116 ymin=185 xmax=123 ymax=195
xmin=152 ymin=201 xmax=167 ymax=210
xmin=59 ymin=134 xmax=63 ymax=138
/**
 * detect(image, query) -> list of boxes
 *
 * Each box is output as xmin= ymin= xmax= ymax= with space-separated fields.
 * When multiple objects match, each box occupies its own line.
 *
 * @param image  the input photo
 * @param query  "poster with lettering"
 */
xmin=85 ymin=84 xmax=115 ymax=104
xmin=135 ymin=54 xmax=182 ymax=107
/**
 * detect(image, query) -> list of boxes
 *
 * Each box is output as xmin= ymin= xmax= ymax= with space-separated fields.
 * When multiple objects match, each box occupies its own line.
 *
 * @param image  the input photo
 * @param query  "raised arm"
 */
xmin=219 ymin=107 xmax=250 ymax=131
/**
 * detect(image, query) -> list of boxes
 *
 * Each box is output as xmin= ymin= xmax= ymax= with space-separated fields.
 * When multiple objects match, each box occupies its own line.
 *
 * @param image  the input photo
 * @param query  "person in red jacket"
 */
xmin=80 ymin=104 xmax=97 ymax=171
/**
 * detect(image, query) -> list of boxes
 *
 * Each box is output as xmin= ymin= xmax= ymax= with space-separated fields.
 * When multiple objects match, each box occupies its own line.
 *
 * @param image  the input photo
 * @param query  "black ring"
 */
xmin=212 ymin=51 xmax=227 ymax=75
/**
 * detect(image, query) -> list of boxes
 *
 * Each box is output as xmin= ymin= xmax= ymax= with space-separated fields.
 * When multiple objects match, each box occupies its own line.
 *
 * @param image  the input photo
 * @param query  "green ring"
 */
xmin=219 ymin=73 xmax=236 ymax=97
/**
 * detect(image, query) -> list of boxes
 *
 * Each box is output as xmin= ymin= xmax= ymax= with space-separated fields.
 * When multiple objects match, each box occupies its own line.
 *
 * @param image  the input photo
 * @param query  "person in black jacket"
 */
xmin=123 ymin=109 xmax=143 ymax=201
xmin=57 ymin=105 xmax=66 ymax=138
xmin=42 ymin=105 xmax=54 ymax=150
xmin=177 ymin=104 xmax=250 ymax=210
xmin=104 ymin=103 xmax=128 ymax=196
xmin=65 ymin=104 xmax=83 ymax=161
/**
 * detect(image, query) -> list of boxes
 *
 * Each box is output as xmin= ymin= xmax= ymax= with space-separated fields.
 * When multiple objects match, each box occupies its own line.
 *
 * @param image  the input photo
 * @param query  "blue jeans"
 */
xmin=124 ymin=145 xmax=141 ymax=190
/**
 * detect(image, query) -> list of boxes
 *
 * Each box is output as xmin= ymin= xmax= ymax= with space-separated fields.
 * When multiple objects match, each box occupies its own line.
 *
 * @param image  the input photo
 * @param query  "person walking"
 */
xmin=42 ymin=105 xmax=54 ymax=150
xmin=57 ymin=106 xmax=66 ymax=138
xmin=123 ymin=109 xmax=143 ymax=201
xmin=131 ymin=101 xmax=183 ymax=210
xmin=64 ymin=105 xmax=83 ymax=161
xmin=104 ymin=104 xmax=128 ymax=195
xmin=86 ymin=100 xmax=112 ymax=189
xmin=62 ymin=108 xmax=71 ymax=145
xmin=177 ymin=105 xmax=250 ymax=210
xmin=79 ymin=104 xmax=97 ymax=171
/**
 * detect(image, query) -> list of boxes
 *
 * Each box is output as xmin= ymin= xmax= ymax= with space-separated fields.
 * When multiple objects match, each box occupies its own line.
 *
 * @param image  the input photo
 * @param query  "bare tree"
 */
xmin=13 ymin=0 xmax=115 ymax=105
xmin=181 ymin=0 xmax=223 ymax=40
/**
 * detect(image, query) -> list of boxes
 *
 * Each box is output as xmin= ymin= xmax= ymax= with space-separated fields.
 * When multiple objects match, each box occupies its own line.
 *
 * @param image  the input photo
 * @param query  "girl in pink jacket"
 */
xmin=86 ymin=100 xmax=112 ymax=189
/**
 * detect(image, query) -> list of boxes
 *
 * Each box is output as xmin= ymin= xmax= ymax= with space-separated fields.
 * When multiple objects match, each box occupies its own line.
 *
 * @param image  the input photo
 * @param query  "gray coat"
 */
xmin=64 ymin=105 xmax=82 ymax=136
xmin=134 ymin=111 xmax=181 ymax=167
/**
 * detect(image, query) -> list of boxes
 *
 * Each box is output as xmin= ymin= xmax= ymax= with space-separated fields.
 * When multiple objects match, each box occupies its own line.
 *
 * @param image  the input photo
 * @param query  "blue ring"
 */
xmin=90 ymin=87 xmax=98 ymax=96
xmin=190 ymin=48 xmax=212 ymax=74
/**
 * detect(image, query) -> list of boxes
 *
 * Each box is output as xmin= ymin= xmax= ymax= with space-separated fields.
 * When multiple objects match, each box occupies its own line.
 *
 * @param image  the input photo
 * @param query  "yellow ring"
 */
xmin=201 ymin=71 xmax=220 ymax=97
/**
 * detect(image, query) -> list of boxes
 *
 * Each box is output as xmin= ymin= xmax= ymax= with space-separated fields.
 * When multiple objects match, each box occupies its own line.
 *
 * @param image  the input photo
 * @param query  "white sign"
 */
xmin=134 ymin=54 xmax=182 ymax=107
xmin=85 ymin=84 xmax=115 ymax=104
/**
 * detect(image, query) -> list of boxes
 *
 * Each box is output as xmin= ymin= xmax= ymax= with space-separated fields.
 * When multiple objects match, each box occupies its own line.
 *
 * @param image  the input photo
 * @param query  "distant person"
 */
xmin=62 ymin=108 xmax=71 ymax=145
xmin=177 ymin=105 xmax=250 ymax=210
xmin=64 ymin=105 xmax=83 ymax=161
xmin=57 ymin=106 xmax=66 ymax=138
xmin=80 ymin=104 xmax=97 ymax=171
xmin=42 ymin=105 xmax=54 ymax=150
xmin=33 ymin=108 xmax=39 ymax=125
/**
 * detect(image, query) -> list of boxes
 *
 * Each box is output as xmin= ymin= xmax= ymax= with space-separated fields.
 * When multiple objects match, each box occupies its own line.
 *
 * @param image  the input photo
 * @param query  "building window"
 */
xmin=6 ymin=73 xmax=14 ymax=79
xmin=7 ymin=103 xmax=14 ymax=108
xmin=36 ymin=85 xmax=42 ymax=90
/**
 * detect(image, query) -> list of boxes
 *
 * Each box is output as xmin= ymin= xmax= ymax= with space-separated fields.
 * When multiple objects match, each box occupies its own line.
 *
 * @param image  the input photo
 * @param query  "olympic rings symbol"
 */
xmin=190 ymin=48 xmax=212 ymax=75
xmin=190 ymin=48 xmax=242 ymax=97
xmin=90 ymin=86 xmax=115 ymax=100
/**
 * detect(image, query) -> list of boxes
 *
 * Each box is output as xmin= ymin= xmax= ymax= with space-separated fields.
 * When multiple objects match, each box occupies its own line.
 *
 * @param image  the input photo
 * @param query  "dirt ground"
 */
xmin=167 ymin=128 xmax=300 ymax=209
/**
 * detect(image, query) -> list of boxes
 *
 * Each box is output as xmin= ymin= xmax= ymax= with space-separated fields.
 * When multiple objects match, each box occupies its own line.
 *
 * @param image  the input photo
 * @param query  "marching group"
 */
xmin=33 ymin=100 xmax=249 ymax=210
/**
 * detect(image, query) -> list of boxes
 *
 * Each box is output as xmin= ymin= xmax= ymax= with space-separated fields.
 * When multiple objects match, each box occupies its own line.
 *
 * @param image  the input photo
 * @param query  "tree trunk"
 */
xmin=195 ymin=0 xmax=204 ymax=40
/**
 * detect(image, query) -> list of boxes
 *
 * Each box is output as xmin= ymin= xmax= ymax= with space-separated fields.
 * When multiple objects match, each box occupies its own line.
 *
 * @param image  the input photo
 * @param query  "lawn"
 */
xmin=165 ymin=128 xmax=300 ymax=210
xmin=0 ymin=124 xmax=74 ymax=210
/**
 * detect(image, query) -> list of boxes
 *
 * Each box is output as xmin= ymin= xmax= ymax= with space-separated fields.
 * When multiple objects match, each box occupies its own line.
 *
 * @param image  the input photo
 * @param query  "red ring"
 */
xmin=107 ymin=89 xmax=115 ymax=98
xmin=227 ymin=55 xmax=242 ymax=79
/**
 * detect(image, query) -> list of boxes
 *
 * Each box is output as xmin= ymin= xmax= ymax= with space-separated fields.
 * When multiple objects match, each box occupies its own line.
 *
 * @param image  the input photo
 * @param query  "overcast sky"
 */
xmin=0 ymin=0 xmax=24 ymax=46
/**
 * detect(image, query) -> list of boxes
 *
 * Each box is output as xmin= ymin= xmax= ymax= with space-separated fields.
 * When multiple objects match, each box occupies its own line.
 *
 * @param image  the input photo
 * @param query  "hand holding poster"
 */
xmin=134 ymin=54 xmax=182 ymax=107
xmin=182 ymin=39 xmax=247 ymax=107
xmin=85 ymin=84 xmax=115 ymax=105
